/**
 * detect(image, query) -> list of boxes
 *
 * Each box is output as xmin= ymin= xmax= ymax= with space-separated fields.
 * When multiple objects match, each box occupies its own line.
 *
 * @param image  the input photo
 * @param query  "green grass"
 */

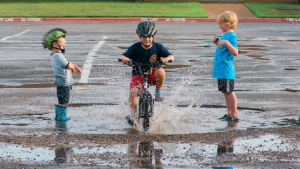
xmin=244 ymin=2 xmax=300 ymax=18
xmin=0 ymin=1 xmax=207 ymax=18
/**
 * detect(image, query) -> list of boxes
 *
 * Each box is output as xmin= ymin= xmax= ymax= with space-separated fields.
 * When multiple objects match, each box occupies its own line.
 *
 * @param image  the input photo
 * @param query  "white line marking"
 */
xmin=0 ymin=29 xmax=31 ymax=41
xmin=79 ymin=36 xmax=107 ymax=83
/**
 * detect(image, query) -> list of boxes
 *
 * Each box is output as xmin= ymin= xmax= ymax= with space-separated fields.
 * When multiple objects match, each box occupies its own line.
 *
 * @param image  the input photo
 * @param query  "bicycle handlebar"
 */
xmin=118 ymin=58 xmax=172 ymax=76
xmin=118 ymin=59 xmax=172 ymax=66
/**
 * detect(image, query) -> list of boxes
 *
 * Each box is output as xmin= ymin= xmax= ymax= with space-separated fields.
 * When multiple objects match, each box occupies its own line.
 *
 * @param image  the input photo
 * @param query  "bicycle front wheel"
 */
xmin=139 ymin=94 xmax=153 ymax=131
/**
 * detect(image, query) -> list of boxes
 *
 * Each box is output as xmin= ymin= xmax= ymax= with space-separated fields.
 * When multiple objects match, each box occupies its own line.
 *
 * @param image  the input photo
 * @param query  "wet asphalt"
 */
xmin=0 ymin=22 xmax=300 ymax=168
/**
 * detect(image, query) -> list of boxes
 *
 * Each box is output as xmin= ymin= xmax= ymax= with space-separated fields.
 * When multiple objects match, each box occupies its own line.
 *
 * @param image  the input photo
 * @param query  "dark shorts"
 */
xmin=57 ymin=86 xmax=71 ymax=104
xmin=218 ymin=79 xmax=234 ymax=93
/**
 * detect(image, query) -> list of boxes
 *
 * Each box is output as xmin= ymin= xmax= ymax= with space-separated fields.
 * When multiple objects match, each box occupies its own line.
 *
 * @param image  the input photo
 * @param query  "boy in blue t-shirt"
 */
xmin=120 ymin=21 xmax=174 ymax=125
xmin=212 ymin=11 xmax=239 ymax=122
xmin=43 ymin=28 xmax=82 ymax=121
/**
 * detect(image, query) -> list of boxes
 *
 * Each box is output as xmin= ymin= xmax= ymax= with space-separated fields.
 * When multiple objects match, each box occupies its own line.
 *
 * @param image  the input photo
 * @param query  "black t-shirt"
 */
xmin=123 ymin=42 xmax=172 ymax=76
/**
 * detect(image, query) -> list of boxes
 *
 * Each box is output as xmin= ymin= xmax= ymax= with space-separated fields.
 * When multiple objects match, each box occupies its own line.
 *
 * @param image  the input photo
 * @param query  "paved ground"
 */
xmin=1 ymin=21 xmax=300 ymax=168
xmin=202 ymin=3 xmax=257 ymax=18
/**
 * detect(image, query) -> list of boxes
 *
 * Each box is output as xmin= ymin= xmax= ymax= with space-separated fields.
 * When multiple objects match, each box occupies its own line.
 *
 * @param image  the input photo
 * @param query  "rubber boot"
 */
xmin=55 ymin=105 xmax=71 ymax=121
xmin=55 ymin=105 xmax=59 ymax=121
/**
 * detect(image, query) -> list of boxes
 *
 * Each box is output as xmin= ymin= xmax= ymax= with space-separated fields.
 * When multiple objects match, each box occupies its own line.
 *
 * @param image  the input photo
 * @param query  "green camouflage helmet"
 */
xmin=42 ymin=28 xmax=67 ymax=50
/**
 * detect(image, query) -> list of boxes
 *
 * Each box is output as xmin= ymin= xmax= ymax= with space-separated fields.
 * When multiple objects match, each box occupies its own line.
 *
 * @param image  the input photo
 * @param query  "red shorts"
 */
xmin=130 ymin=68 xmax=157 ymax=91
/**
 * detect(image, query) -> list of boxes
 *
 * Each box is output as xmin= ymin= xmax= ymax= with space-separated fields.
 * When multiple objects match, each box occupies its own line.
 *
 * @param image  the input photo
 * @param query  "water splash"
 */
xmin=149 ymin=68 xmax=197 ymax=133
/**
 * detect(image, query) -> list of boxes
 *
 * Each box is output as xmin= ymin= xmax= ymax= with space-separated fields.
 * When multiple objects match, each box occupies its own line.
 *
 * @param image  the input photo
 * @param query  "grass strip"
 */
xmin=0 ymin=1 xmax=207 ymax=18
xmin=244 ymin=2 xmax=300 ymax=18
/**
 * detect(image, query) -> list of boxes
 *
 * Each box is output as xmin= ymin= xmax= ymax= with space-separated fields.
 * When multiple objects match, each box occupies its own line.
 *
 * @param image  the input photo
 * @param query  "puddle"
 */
xmin=68 ymin=102 xmax=118 ymax=107
xmin=239 ymin=46 xmax=268 ymax=51
xmin=0 ymin=83 xmax=55 ymax=88
xmin=0 ymin=142 xmax=55 ymax=164
xmin=0 ymin=123 xmax=28 ymax=126
xmin=0 ymin=83 xmax=106 ymax=89
xmin=197 ymin=45 xmax=211 ymax=48
xmin=285 ymin=40 xmax=300 ymax=42
xmin=240 ymin=47 xmax=266 ymax=51
xmin=0 ymin=134 xmax=298 ymax=167
xmin=254 ymin=58 xmax=271 ymax=60
xmin=283 ymin=68 xmax=298 ymax=71
xmin=104 ymin=39 xmax=119 ymax=41
xmin=285 ymin=88 xmax=300 ymax=92
xmin=239 ymin=51 xmax=249 ymax=54
xmin=239 ymin=45 xmax=267 ymax=48
xmin=238 ymin=45 xmax=268 ymax=56
xmin=272 ymin=118 xmax=300 ymax=126
xmin=246 ymin=55 xmax=270 ymax=60
xmin=118 ymin=46 xmax=128 ymax=49
xmin=163 ymin=64 xmax=191 ymax=69
xmin=188 ymin=59 xmax=197 ymax=63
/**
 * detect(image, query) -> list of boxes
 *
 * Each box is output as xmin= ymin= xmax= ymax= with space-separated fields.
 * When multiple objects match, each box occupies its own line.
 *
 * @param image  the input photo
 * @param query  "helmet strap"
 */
xmin=53 ymin=43 xmax=65 ymax=53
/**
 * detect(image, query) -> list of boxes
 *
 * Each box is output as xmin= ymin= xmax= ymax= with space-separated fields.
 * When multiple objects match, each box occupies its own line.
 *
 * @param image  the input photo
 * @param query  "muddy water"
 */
xmin=1 ymin=131 xmax=300 ymax=168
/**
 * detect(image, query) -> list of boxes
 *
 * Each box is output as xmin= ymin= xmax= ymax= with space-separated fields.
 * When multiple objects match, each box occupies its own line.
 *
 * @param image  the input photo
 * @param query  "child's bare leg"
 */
xmin=129 ymin=88 xmax=139 ymax=119
xmin=223 ymin=93 xmax=230 ymax=115
xmin=227 ymin=92 xmax=238 ymax=118
xmin=154 ymin=68 xmax=165 ymax=92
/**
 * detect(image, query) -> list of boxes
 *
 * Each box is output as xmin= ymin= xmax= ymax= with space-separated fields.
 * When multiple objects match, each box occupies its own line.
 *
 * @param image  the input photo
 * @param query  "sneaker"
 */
xmin=155 ymin=91 xmax=164 ymax=102
xmin=222 ymin=116 xmax=239 ymax=122
xmin=125 ymin=115 xmax=134 ymax=126
xmin=218 ymin=114 xmax=229 ymax=120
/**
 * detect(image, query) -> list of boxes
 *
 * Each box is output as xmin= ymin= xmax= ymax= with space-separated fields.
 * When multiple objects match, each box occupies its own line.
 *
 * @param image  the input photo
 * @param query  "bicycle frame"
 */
xmin=119 ymin=58 xmax=171 ymax=131
xmin=120 ymin=59 xmax=158 ymax=131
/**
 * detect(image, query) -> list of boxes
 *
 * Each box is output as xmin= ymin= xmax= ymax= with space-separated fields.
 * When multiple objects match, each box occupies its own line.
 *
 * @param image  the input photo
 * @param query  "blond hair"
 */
xmin=216 ymin=11 xmax=238 ymax=29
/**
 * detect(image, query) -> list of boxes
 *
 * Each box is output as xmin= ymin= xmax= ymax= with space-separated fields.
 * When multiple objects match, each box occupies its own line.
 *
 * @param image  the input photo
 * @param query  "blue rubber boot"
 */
xmin=55 ymin=105 xmax=71 ymax=121
xmin=55 ymin=105 xmax=60 ymax=121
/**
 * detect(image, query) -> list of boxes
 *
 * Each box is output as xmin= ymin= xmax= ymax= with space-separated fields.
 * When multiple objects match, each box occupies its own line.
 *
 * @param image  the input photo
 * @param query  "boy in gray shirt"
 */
xmin=43 ymin=28 xmax=82 ymax=121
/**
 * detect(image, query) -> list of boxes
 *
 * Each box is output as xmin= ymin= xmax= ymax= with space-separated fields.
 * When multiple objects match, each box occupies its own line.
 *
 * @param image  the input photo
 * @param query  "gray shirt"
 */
xmin=51 ymin=53 xmax=74 ymax=86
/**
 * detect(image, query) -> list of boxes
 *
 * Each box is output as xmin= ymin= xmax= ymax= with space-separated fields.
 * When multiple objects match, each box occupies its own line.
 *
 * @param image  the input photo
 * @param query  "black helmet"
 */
xmin=136 ymin=21 xmax=157 ymax=37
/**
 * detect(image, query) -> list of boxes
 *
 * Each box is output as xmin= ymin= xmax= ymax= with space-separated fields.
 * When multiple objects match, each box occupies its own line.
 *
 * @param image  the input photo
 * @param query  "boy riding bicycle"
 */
xmin=120 ymin=21 xmax=174 ymax=125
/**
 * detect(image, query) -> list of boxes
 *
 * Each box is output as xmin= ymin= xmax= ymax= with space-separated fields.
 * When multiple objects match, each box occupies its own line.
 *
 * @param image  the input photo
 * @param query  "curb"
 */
xmin=0 ymin=17 xmax=299 ymax=23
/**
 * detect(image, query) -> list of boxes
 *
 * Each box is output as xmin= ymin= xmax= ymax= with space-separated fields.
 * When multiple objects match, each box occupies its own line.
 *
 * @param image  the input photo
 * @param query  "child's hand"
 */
xmin=120 ymin=56 xmax=130 ymax=64
xmin=68 ymin=63 xmax=82 ymax=76
xmin=77 ymin=67 xmax=82 ymax=76
xmin=213 ymin=37 xmax=219 ymax=45
xmin=218 ymin=40 xmax=228 ymax=46
xmin=218 ymin=40 xmax=228 ymax=49
xmin=161 ymin=57 xmax=169 ymax=64
xmin=70 ymin=67 xmax=75 ymax=74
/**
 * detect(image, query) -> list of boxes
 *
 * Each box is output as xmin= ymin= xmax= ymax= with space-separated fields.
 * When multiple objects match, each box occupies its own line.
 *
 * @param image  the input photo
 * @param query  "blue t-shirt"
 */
xmin=123 ymin=42 xmax=172 ymax=76
xmin=212 ymin=32 xmax=238 ymax=80
xmin=51 ymin=53 xmax=74 ymax=86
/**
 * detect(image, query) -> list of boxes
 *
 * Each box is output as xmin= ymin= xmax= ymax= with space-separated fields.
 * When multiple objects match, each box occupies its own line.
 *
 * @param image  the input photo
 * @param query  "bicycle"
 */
xmin=118 ymin=59 xmax=171 ymax=131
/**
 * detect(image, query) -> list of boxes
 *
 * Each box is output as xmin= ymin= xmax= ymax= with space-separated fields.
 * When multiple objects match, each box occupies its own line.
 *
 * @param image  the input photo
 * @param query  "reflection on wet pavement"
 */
xmin=1 ymin=133 xmax=299 ymax=167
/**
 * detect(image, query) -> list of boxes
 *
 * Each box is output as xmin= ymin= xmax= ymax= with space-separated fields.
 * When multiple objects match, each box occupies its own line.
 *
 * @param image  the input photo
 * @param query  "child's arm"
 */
xmin=120 ymin=55 xmax=130 ymax=64
xmin=218 ymin=40 xmax=238 ymax=56
xmin=161 ymin=55 xmax=174 ymax=64
xmin=67 ymin=63 xmax=82 ymax=76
